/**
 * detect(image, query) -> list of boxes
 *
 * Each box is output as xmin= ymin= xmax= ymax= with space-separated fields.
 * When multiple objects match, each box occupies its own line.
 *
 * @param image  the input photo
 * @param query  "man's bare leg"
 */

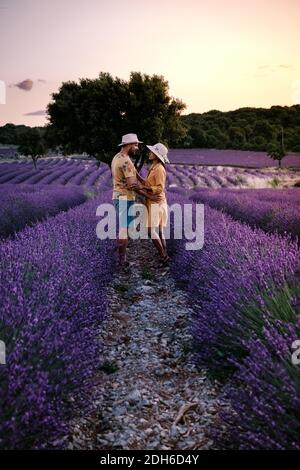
xmin=118 ymin=227 xmax=129 ymax=265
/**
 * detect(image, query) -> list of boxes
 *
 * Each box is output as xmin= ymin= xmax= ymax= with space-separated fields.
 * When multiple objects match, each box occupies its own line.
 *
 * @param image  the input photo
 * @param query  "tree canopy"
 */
xmin=45 ymin=72 xmax=187 ymax=167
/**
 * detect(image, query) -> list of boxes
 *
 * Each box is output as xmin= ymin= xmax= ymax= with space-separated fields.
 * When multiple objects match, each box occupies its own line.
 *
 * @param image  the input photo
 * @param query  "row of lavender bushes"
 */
xmin=167 ymin=192 xmax=300 ymax=449
xmin=3 ymin=158 xmax=295 ymax=190
xmin=0 ymin=190 xmax=116 ymax=449
xmin=0 ymin=160 xmax=76 ymax=184
xmin=0 ymin=160 xmax=111 ymax=187
xmin=190 ymin=188 xmax=300 ymax=241
xmin=0 ymin=184 xmax=90 ymax=240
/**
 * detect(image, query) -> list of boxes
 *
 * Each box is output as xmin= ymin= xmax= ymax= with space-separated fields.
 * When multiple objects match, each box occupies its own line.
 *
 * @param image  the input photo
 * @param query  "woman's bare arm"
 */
xmin=136 ymin=173 xmax=147 ymax=184
xmin=135 ymin=187 xmax=163 ymax=202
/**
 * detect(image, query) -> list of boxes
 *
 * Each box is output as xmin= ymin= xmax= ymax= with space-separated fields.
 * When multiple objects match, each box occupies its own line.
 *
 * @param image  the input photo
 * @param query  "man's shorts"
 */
xmin=113 ymin=198 xmax=135 ymax=229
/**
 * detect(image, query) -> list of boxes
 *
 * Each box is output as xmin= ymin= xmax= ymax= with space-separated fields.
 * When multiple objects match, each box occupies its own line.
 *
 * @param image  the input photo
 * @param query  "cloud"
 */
xmin=8 ymin=78 xmax=47 ymax=91
xmin=279 ymin=64 xmax=295 ymax=70
xmin=257 ymin=64 xmax=295 ymax=72
xmin=16 ymin=79 xmax=34 ymax=91
xmin=24 ymin=109 xmax=47 ymax=116
xmin=9 ymin=79 xmax=34 ymax=91
xmin=254 ymin=66 xmax=271 ymax=77
xmin=254 ymin=64 xmax=296 ymax=78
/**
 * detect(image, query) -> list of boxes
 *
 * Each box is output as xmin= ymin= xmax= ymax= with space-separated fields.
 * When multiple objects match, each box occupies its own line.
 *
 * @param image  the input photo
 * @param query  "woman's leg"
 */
xmin=158 ymin=225 xmax=171 ymax=263
xmin=148 ymin=228 xmax=165 ymax=258
xmin=158 ymin=225 xmax=167 ymax=254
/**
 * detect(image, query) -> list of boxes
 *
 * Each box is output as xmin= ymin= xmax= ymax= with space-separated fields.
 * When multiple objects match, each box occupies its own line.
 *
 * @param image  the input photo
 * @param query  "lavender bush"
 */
xmin=221 ymin=315 xmax=300 ymax=449
xmin=0 ymin=185 xmax=87 ymax=240
xmin=0 ymin=190 xmax=116 ymax=449
xmin=167 ymin=193 xmax=300 ymax=448
xmin=168 ymin=194 xmax=300 ymax=376
xmin=190 ymin=188 xmax=300 ymax=241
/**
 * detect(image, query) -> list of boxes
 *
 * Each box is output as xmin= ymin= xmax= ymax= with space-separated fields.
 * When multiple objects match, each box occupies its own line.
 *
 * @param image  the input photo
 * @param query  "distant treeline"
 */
xmin=1 ymin=104 xmax=300 ymax=153
xmin=178 ymin=105 xmax=300 ymax=152
xmin=0 ymin=124 xmax=45 ymax=147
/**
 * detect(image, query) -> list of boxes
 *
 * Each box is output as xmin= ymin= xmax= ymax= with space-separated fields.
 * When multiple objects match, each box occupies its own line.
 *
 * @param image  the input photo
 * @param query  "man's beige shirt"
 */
xmin=111 ymin=151 xmax=137 ymax=201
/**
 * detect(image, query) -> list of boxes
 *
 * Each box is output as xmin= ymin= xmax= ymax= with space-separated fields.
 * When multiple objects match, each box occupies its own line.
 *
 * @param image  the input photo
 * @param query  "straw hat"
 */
xmin=146 ymin=143 xmax=170 ymax=165
xmin=118 ymin=133 xmax=143 ymax=147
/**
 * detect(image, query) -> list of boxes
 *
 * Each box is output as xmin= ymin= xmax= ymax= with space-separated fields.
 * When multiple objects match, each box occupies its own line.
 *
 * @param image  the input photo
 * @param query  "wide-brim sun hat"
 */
xmin=146 ymin=142 xmax=170 ymax=165
xmin=118 ymin=133 xmax=143 ymax=147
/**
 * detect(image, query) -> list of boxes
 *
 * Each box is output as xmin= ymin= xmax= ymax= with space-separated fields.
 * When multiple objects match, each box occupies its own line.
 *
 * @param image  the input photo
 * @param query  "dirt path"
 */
xmin=67 ymin=239 xmax=224 ymax=450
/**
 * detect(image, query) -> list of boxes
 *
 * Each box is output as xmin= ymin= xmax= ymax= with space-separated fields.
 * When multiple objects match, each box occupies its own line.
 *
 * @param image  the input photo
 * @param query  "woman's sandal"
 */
xmin=160 ymin=254 xmax=171 ymax=266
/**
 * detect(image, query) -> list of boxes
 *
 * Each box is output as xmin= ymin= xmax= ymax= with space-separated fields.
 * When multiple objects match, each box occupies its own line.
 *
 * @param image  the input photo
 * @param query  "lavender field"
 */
xmin=0 ymin=190 xmax=115 ymax=448
xmin=0 ymin=156 xmax=300 ymax=450
xmin=1 ymin=156 xmax=300 ymax=192
xmin=168 ymin=148 xmax=300 ymax=168
xmin=168 ymin=192 xmax=300 ymax=449
xmin=0 ymin=184 xmax=88 ymax=240
xmin=190 ymin=187 xmax=300 ymax=241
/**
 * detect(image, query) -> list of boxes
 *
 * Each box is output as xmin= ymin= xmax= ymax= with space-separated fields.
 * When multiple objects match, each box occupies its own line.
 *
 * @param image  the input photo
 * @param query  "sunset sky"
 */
xmin=0 ymin=0 xmax=299 ymax=127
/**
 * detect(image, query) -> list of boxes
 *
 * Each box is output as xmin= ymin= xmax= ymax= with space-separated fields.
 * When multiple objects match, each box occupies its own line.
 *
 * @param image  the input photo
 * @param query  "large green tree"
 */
xmin=46 ymin=72 xmax=186 ymax=169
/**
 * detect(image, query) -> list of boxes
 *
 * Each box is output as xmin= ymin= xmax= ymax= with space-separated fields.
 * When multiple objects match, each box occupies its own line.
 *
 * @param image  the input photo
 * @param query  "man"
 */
xmin=111 ymin=133 xmax=162 ymax=268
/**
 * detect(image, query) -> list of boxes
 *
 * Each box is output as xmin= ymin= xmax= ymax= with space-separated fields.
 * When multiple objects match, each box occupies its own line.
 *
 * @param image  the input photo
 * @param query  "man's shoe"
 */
xmin=118 ymin=260 xmax=131 ymax=273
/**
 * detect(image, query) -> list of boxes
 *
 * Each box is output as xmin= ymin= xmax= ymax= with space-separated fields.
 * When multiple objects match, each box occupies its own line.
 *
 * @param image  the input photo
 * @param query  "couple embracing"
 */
xmin=111 ymin=133 xmax=170 ymax=269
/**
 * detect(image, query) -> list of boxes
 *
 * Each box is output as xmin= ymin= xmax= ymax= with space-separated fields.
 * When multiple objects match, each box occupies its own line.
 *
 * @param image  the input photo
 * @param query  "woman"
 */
xmin=136 ymin=143 xmax=170 ymax=264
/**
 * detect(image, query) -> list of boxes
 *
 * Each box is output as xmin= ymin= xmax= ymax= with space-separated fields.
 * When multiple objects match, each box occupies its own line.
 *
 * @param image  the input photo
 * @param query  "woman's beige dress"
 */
xmin=144 ymin=161 xmax=168 ymax=228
